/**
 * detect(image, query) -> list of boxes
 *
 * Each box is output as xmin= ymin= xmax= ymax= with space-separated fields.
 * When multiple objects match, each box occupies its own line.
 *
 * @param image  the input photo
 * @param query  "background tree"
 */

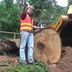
xmin=0 ymin=0 xmax=69 ymax=32
xmin=68 ymin=0 xmax=72 ymax=6
xmin=0 ymin=0 xmax=20 ymax=32
xmin=27 ymin=0 xmax=68 ymax=27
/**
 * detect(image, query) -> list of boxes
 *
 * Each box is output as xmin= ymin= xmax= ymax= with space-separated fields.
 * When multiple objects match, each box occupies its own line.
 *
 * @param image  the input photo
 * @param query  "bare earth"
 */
xmin=0 ymin=46 xmax=72 ymax=72
xmin=48 ymin=46 xmax=72 ymax=72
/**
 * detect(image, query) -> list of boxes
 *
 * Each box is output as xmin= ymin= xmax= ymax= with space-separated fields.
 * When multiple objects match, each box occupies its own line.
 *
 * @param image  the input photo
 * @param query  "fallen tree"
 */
xmin=34 ymin=28 xmax=61 ymax=64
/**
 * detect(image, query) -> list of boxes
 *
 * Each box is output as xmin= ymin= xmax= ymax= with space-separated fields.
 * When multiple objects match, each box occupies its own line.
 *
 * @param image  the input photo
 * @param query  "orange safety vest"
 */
xmin=20 ymin=14 xmax=33 ymax=32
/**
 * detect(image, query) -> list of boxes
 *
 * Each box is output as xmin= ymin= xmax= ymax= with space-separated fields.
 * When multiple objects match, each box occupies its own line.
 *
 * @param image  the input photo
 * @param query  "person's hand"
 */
xmin=40 ymin=26 xmax=45 ymax=29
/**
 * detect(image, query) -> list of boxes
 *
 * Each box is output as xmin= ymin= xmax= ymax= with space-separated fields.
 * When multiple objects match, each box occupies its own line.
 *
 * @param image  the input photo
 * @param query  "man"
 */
xmin=19 ymin=4 xmax=43 ymax=64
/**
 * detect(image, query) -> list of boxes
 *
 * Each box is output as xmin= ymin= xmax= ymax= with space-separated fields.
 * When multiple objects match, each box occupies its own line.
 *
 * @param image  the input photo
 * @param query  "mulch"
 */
xmin=48 ymin=46 xmax=72 ymax=72
xmin=0 ymin=46 xmax=72 ymax=72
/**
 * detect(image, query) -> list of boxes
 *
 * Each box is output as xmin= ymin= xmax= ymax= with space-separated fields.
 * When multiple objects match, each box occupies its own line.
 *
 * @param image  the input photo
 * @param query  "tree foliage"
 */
xmin=0 ymin=0 xmax=69 ymax=32
xmin=68 ymin=0 xmax=72 ymax=6
xmin=0 ymin=0 xmax=20 ymax=32
xmin=4 ymin=0 xmax=13 ymax=8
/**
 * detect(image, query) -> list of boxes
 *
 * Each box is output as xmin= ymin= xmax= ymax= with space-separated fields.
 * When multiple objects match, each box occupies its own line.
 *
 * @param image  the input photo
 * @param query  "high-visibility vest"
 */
xmin=20 ymin=13 xmax=33 ymax=32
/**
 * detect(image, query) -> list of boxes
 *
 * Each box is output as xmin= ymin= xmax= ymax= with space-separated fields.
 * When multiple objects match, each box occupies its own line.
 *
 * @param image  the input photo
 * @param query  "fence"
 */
xmin=0 ymin=31 xmax=20 ymax=40
xmin=0 ymin=31 xmax=20 ymax=47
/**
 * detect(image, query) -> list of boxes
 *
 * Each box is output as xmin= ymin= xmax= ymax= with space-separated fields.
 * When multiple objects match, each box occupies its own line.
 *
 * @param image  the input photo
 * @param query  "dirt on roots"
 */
xmin=48 ymin=46 xmax=72 ymax=72
xmin=0 ymin=46 xmax=72 ymax=72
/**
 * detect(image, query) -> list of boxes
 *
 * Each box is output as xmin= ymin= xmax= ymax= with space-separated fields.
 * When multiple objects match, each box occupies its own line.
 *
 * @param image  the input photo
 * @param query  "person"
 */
xmin=19 ymin=4 xmax=43 ymax=64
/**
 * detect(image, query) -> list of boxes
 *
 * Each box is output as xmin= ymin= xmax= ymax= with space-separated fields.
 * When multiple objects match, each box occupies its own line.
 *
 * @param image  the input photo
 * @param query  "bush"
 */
xmin=7 ymin=61 xmax=50 ymax=72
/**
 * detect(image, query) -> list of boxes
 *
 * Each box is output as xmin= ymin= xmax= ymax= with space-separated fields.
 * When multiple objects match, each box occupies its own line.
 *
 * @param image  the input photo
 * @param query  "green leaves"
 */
xmin=0 ymin=0 xmax=69 ymax=32
xmin=7 ymin=61 xmax=49 ymax=72
xmin=0 ymin=2 xmax=20 ymax=32
xmin=4 ymin=0 xmax=14 ymax=8
xmin=68 ymin=0 xmax=72 ymax=6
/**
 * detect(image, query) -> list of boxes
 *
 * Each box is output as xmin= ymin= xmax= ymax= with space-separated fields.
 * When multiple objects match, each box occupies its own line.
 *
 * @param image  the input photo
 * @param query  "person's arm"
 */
xmin=33 ymin=20 xmax=45 ymax=29
xmin=33 ymin=25 xmax=44 ymax=29
xmin=20 ymin=12 xmax=26 ymax=20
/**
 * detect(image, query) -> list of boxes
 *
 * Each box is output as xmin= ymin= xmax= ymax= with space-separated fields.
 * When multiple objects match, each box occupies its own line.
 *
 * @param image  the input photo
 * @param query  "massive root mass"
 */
xmin=0 ymin=38 xmax=19 ymax=56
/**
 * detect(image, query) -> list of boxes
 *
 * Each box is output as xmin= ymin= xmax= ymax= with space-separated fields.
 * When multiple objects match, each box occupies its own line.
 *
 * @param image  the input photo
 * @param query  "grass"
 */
xmin=7 ymin=61 xmax=50 ymax=72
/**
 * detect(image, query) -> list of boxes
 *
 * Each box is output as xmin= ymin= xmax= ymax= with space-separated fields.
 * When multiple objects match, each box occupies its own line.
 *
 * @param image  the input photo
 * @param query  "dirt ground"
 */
xmin=48 ymin=46 xmax=72 ymax=72
xmin=0 ymin=46 xmax=72 ymax=72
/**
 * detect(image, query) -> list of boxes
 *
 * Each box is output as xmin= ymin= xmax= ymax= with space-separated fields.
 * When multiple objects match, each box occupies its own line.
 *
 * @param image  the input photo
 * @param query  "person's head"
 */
xmin=26 ymin=4 xmax=34 ymax=15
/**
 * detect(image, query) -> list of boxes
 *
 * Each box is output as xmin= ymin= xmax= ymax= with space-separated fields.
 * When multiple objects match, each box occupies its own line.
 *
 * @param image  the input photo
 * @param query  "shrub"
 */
xmin=7 ymin=61 xmax=50 ymax=72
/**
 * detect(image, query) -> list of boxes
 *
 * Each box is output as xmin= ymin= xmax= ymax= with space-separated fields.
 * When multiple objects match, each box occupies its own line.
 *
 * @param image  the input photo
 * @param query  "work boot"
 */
xmin=19 ymin=60 xmax=27 ymax=65
xmin=28 ymin=59 xmax=34 ymax=64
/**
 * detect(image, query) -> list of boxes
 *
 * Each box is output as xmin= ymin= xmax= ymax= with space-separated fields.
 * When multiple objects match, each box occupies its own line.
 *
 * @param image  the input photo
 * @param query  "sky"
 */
xmin=56 ymin=0 xmax=68 ymax=7
xmin=0 ymin=0 xmax=68 ymax=7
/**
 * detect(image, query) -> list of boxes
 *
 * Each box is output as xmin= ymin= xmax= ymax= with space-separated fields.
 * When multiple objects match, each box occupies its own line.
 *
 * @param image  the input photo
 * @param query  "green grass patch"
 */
xmin=7 ymin=61 xmax=50 ymax=72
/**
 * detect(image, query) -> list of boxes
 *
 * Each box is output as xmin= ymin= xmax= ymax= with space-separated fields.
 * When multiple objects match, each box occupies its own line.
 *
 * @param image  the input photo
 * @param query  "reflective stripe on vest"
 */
xmin=20 ymin=14 xmax=33 ymax=32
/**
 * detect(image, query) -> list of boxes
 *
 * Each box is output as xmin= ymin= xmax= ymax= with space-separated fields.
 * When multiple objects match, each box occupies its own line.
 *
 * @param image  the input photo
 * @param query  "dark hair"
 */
xmin=23 ymin=4 xmax=27 ymax=12
xmin=23 ymin=4 xmax=34 ymax=12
